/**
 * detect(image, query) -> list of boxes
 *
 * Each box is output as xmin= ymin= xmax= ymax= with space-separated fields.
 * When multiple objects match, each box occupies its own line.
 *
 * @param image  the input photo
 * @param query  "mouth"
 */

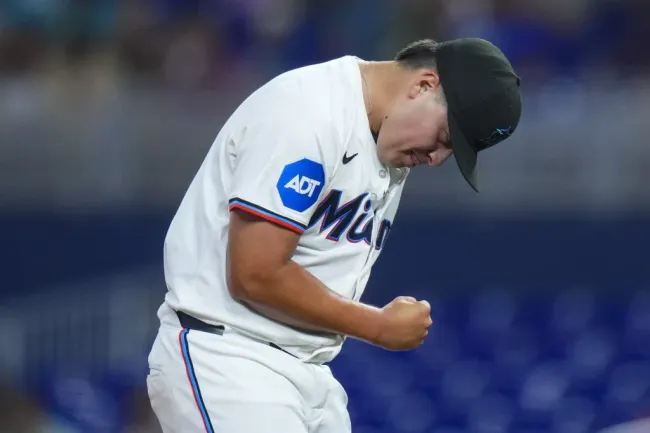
xmin=408 ymin=152 xmax=419 ymax=168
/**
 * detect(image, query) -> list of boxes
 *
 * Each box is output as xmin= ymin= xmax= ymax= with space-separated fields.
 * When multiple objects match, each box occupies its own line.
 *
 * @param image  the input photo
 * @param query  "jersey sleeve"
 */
xmin=228 ymin=116 xmax=338 ymax=234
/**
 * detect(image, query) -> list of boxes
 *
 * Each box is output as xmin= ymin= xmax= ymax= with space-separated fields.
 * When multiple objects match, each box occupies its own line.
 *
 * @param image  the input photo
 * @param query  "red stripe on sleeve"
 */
xmin=229 ymin=203 xmax=304 ymax=234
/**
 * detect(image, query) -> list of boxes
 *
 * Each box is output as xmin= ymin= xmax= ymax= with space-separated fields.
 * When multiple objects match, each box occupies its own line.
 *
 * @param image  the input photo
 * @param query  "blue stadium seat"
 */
xmin=335 ymin=289 xmax=650 ymax=433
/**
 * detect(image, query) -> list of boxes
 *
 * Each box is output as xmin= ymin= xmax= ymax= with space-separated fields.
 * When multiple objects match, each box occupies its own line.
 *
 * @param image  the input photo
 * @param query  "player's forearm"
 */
xmin=229 ymin=260 xmax=383 ymax=343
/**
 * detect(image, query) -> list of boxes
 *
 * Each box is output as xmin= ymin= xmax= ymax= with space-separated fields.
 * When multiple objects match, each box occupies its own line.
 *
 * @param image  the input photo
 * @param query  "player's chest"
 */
xmin=303 ymin=155 xmax=407 ymax=251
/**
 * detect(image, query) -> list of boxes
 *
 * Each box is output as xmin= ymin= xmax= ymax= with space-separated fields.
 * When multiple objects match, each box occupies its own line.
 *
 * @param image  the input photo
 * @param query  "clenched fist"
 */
xmin=372 ymin=296 xmax=433 ymax=351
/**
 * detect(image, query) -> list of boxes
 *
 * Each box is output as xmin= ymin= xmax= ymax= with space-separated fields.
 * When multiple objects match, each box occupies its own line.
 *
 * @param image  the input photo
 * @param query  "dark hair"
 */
xmin=394 ymin=39 xmax=440 ymax=70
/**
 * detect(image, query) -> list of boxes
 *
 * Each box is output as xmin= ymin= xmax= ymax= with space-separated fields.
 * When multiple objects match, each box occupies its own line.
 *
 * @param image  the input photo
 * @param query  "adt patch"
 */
xmin=277 ymin=158 xmax=325 ymax=212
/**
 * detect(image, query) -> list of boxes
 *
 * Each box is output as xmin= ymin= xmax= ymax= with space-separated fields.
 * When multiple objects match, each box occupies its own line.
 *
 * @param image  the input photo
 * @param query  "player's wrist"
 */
xmin=341 ymin=300 xmax=384 ymax=344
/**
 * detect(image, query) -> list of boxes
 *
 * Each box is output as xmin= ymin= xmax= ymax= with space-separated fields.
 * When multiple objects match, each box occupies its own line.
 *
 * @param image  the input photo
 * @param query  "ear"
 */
xmin=407 ymin=69 xmax=441 ymax=99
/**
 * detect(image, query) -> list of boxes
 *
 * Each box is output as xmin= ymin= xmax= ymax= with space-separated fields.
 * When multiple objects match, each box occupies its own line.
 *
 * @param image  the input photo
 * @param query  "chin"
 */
xmin=380 ymin=155 xmax=403 ymax=168
xmin=377 ymin=147 xmax=408 ymax=168
xmin=382 ymin=152 xmax=409 ymax=168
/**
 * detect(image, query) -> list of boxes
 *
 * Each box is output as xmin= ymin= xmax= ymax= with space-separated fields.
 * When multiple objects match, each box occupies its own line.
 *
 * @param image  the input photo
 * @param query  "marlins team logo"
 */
xmin=477 ymin=126 xmax=513 ymax=149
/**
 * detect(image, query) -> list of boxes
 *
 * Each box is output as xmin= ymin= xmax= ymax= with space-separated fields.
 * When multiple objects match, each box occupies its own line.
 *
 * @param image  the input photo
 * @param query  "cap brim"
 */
xmin=448 ymin=112 xmax=479 ymax=193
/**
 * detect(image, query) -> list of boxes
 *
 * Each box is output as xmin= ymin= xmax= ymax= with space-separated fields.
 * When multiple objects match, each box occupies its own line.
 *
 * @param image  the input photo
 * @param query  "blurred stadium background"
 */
xmin=1 ymin=0 xmax=649 ymax=432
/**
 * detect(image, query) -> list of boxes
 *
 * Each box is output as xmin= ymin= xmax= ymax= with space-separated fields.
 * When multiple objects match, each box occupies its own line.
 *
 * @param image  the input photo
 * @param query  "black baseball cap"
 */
xmin=434 ymin=38 xmax=522 ymax=192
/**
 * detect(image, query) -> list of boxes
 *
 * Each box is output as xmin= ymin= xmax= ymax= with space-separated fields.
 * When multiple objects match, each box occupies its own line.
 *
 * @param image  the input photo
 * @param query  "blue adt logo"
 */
xmin=277 ymin=158 xmax=325 ymax=212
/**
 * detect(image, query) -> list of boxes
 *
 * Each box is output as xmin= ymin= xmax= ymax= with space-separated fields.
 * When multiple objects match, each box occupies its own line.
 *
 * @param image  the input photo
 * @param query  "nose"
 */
xmin=428 ymin=148 xmax=454 ymax=167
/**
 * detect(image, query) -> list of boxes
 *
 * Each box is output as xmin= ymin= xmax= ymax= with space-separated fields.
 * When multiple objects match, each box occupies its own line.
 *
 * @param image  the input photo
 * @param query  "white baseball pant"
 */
xmin=146 ymin=306 xmax=352 ymax=433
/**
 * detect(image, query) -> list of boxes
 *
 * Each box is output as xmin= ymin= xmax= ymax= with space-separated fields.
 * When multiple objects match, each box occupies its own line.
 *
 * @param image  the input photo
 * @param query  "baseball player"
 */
xmin=147 ymin=37 xmax=522 ymax=433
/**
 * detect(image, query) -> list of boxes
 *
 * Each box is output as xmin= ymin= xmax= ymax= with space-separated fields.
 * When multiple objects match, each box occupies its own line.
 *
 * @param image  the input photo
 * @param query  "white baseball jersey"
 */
xmin=162 ymin=55 xmax=408 ymax=363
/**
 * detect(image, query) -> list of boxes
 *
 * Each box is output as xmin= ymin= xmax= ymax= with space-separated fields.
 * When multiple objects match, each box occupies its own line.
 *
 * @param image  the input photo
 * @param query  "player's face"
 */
xmin=376 ymin=73 xmax=453 ymax=169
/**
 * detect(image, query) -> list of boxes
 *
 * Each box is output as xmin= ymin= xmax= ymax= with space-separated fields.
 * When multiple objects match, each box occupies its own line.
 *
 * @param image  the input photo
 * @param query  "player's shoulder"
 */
xmin=242 ymin=56 xmax=361 ymax=137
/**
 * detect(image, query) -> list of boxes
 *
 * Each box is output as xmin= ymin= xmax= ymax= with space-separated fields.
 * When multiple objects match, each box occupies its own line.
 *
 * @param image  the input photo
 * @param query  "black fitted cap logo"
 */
xmin=434 ymin=38 xmax=522 ymax=192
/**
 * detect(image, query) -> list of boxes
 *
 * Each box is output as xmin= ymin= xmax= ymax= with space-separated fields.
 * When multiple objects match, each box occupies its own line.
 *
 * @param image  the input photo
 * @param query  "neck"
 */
xmin=359 ymin=61 xmax=404 ymax=136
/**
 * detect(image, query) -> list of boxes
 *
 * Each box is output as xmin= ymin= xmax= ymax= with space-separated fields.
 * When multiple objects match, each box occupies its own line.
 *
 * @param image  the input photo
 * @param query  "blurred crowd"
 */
xmin=2 ymin=0 xmax=650 ymax=212
xmin=0 ymin=0 xmax=649 ymax=91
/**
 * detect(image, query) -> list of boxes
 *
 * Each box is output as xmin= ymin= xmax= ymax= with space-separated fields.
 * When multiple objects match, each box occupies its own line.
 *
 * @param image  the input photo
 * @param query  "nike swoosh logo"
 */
xmin=342 ymin=152 xmax=358 ymax=164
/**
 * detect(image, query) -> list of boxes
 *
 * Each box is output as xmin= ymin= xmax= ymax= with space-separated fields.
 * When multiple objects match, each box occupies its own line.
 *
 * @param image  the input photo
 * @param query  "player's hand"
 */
xmin=373 ymin=296 xmax=433 ymax=351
